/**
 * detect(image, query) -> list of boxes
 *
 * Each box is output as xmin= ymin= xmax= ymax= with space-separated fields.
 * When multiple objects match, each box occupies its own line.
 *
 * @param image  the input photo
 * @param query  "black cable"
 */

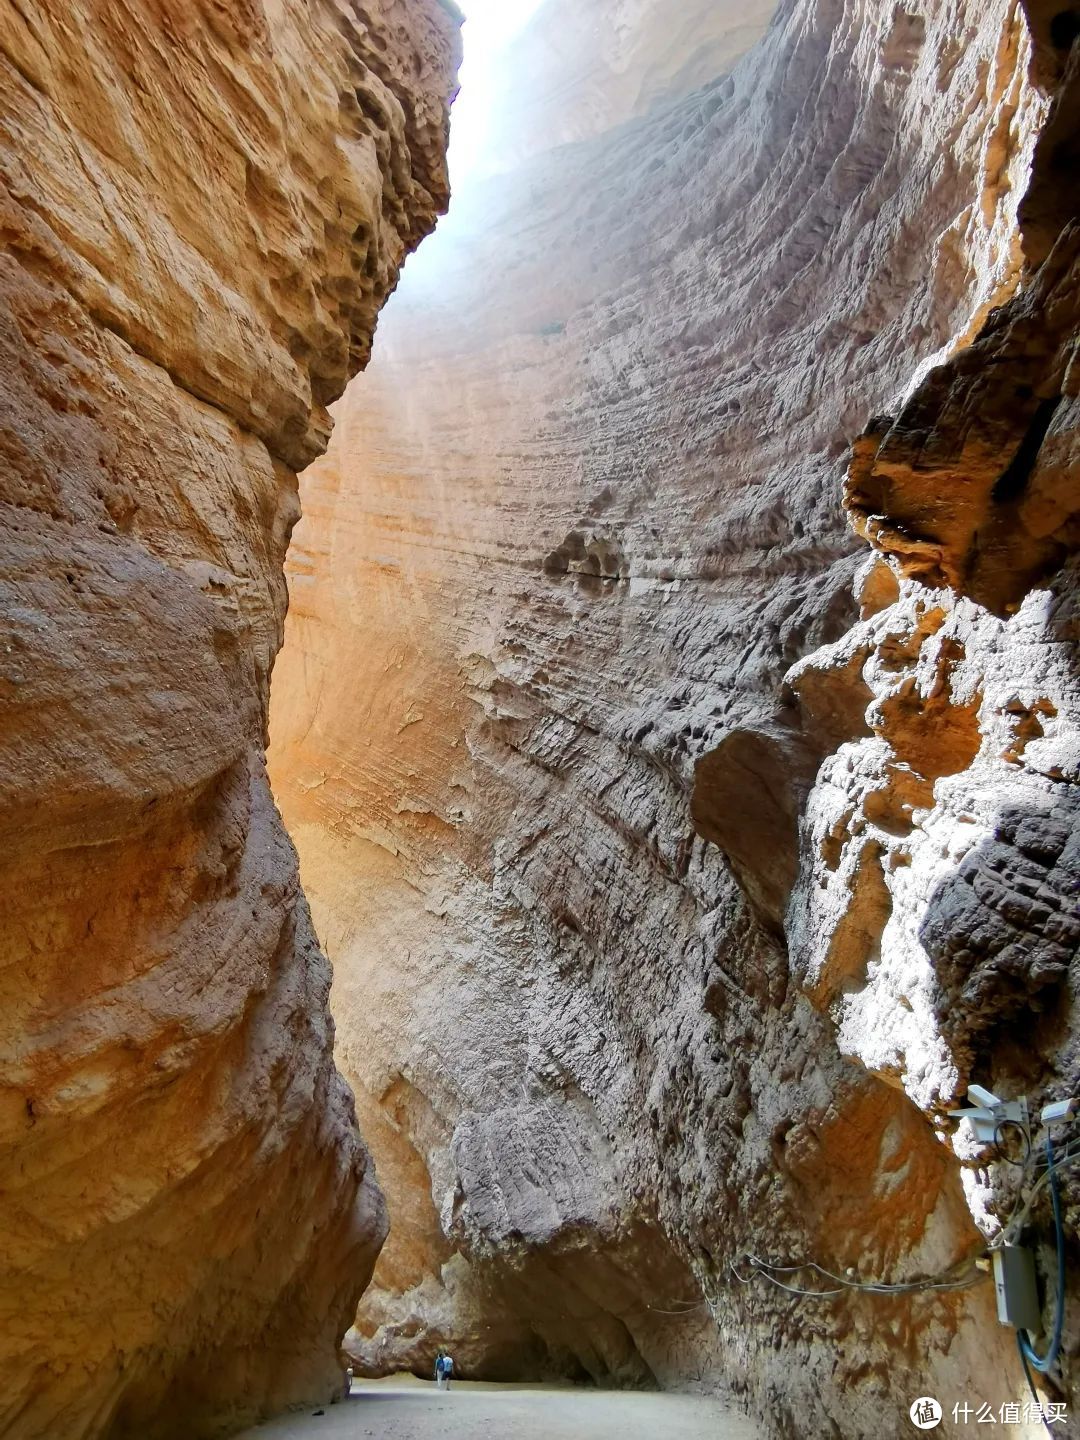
xmin=994 ymin=1118 xmax=1032 ymax=1168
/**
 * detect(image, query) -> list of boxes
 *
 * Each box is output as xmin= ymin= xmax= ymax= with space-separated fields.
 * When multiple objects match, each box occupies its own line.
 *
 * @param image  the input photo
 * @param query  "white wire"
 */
xmin=724 ymin=1134 xmax=1080 ymax=1307
xmin=732 ymin=1253 xmax=984 ymax=1299
xmin=981 ymin=1138 xmax=1080 ymax=1250
xmin=750 ymin=1253 xmax=982 ymax=1291
xmin=993 ymin=1146 xmax=1080 ymax=1248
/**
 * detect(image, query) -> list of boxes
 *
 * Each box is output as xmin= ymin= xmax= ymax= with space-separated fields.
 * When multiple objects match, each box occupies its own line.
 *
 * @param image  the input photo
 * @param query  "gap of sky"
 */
xmin=447 ymin=0 xmax=545 ymax=186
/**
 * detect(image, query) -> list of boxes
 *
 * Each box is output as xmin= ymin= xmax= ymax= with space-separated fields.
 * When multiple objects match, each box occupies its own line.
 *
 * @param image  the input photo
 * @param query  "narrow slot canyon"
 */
xmin=0 ymin=2 xmax=1078 ymax=1440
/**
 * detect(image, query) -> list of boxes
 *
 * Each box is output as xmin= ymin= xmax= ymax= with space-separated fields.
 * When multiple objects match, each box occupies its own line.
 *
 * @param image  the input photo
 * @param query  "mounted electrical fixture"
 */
xmin=944 ymin=1082 xmax=1079 ymax=1372
xmin=947 ymin=1084 xmax=1029 ymax=1144
xmin=1041 ymin=1099 xmax=1079 ymax=1126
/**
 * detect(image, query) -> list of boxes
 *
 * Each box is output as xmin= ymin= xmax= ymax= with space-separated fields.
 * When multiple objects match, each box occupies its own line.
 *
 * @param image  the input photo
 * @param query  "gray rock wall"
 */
xmin=269 ymin=0 xmax=1080 ymax=1432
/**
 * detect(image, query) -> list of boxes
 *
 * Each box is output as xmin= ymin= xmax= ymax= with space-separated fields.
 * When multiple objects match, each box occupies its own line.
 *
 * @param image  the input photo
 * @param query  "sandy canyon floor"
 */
xmin=237 ymin=1376 xmax=761 ymax=1440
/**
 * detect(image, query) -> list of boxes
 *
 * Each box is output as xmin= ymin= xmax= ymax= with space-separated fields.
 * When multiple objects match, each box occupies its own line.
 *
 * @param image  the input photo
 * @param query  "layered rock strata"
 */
xmin=269 ymin=0 xmax=1080 ymax=1434
xmin=473 ymin=0 xmax=777 ymax=178
xmin=0 ymin=3 xmax=458 ymax=1437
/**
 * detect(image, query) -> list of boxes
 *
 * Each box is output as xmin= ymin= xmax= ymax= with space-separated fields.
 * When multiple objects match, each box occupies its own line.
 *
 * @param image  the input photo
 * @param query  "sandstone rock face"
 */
xmin=269 ymin=0 xmax=1080 ymax=1433
xmin=472 ymin=0 xmax=777 ymax=179
xmin=0 ymin=4 xmax=458 ymax=1437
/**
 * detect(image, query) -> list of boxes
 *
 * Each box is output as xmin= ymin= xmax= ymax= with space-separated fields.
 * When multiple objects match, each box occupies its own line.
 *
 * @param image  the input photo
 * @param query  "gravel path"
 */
xmin=237 ymin=1376 xmax=760 ymax=1440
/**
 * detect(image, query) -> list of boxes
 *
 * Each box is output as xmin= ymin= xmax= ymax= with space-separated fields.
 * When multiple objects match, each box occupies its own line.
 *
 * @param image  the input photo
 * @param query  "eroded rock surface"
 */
xmin=270 ymin=0 xmax=1079 ymax=1433
xmin=0 ymin=3 xmax=458 ymax=1437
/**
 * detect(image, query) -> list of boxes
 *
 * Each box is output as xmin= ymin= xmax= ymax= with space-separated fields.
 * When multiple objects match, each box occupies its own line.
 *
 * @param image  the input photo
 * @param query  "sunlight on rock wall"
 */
xmin=0 ymin=2 xmax=459 ymax=1436
xmin=269 ymin=0 xmax=1079 ymax=1432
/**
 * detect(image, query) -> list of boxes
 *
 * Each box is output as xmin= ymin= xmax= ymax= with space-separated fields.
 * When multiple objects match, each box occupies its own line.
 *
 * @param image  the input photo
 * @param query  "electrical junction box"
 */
xmin=992 ymin=1245 xmax=1042 ymax=1332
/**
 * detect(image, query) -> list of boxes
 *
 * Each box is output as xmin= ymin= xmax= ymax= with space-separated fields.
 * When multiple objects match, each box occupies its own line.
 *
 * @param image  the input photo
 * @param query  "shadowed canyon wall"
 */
xmin=268 ymin=0 xmax=1080 ymax=1434
xmin=0 ymin=3 xmax=458 ymax=1437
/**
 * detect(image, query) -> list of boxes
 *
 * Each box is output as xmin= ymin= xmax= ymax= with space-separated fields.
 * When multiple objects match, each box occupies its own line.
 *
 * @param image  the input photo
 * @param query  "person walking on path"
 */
xmin=434 ymin=1347 xmax=455 ymax=1392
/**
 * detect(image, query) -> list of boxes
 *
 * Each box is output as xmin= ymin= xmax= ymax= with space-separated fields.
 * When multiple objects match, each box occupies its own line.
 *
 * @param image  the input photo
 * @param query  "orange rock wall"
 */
xmin=0 ymin=2 xmax=459 ymax=1437
xmin=270 ymin=0 xmax=1080 ymax=1432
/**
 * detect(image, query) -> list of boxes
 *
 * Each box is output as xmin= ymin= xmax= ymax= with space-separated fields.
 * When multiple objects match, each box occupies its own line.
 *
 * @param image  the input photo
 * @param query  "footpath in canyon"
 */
xmin=237 ymin=1377 xmax=759 ymax=1440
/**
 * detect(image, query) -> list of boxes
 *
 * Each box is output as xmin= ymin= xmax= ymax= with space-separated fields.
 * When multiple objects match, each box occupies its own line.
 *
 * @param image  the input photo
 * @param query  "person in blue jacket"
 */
xmin=434 ymin=1347 xmax=455 ymax=1391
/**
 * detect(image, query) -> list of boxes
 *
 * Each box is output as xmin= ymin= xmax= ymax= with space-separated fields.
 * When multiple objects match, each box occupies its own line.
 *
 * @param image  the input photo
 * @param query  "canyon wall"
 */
xmin=269 ymin=0 xmax=1080 ymax=1434
xmin=473 ymin=0 xmax=777 ymax=178
xmin=0 ymin=3 xmax=458 ymax=1437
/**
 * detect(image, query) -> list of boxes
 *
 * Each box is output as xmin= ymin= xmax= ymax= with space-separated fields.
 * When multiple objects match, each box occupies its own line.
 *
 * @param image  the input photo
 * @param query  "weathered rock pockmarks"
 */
xmin=0 ymin=2 xmax=460 ymax=1436
xmin=777 ymin=22 xmax=1080 ymax=1394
